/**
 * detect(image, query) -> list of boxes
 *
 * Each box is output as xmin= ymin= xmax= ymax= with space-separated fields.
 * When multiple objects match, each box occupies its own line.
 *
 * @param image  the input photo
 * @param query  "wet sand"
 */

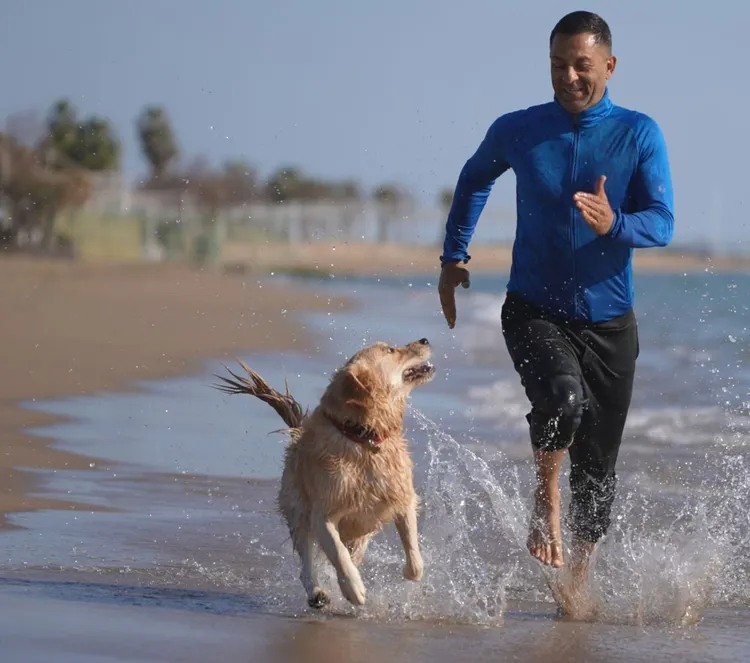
xmin=1 ymin=569 xmax=745 ymax=663
xmin=0 ymin=255 xmax=349 ymax=528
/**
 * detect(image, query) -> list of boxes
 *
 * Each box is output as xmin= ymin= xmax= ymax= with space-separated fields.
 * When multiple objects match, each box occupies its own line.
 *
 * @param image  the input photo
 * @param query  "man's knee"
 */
xmin=527 ymin=374 xmax=586 ymax=451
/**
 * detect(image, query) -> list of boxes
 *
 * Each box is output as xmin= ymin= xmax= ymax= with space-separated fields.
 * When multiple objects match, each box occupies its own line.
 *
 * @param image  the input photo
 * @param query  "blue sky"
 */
xmin=0 ymin=0 xmax=747 ymax=249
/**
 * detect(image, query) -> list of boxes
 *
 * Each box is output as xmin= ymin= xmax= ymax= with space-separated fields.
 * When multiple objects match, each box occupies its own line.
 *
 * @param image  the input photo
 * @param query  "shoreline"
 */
xmin=0 ymin=255 xmax=350 ymax=529
xmin=1 ymin=240 xmax=746 ymax=529
xmin=221 ymin=240 xmax=750 ymax=277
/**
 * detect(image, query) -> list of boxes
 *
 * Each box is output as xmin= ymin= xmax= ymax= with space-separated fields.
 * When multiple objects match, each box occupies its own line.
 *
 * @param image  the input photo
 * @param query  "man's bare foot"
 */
xmin=553 ymin=538 xmax=597 ymax=620
xmin=527 ymin=488 xmax=564 ymax=568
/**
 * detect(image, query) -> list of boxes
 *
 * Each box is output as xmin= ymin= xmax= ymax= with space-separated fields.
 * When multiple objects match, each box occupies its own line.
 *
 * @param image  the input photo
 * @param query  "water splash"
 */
xmin=343 ymin=409 xmax=528 ymax=625
xmin=48 ymin=409 xmax=747 ymax=630
xmin=317 ymin=409 xmax=750 ymax=628
xmin=586 ymin=451 xmax=750 ymax=626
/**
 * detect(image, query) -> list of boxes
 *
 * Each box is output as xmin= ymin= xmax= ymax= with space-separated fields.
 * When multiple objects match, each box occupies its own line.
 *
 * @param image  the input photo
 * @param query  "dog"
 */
xmin=214 ymin=338 xmax=436 ymax=609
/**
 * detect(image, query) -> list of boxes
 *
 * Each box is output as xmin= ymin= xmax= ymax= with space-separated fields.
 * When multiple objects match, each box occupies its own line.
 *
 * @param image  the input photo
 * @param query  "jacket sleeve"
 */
xmin=440 ymin=116 xmax=512 ymax=265
xmin=607 ymin=117 xmax=675 ymax=248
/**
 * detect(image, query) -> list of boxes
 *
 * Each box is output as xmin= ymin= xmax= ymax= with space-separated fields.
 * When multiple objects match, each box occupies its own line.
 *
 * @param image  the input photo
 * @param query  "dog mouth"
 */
xmin=403 ymin=361 xmax=435 ymax=382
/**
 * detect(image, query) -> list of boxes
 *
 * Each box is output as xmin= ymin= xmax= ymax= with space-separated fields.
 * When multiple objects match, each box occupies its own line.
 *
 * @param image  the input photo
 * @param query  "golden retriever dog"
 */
xmin=214 ymin=338 xmax=435 ymax=609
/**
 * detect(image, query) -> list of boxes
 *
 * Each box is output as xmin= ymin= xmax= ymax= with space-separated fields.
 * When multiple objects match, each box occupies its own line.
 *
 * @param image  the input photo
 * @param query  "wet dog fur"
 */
xmin=214 ymin=338 xmax=436 ymax=609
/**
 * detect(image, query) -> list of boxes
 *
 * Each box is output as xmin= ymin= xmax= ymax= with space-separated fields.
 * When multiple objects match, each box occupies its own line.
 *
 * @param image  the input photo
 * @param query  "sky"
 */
xmin=0 ymin=0 xmax=747 ymax=250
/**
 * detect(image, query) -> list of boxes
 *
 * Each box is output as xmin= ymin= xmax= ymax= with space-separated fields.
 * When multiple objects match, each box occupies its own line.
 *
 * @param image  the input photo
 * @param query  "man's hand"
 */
xmin=573 ymin=175 xmax=614 ymax=235
xmin=438 ymin=261 xmax=471 ymax=329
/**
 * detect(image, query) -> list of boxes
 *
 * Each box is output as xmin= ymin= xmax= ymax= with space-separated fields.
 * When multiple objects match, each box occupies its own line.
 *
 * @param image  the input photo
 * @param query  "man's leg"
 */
xmin=528 ymin=447 xmax=566 ymax=567
xmin=525 ymin=373 xmax=587 ymax=567
xmin=564 ymin=389 xmax=630 ymax=592
xmin=501 ymin=295 xmax=587 ymax=568
xmin=561 ymin=313 xmax=639 ymax=614
xmin=555 ymin=413 xmax=624 ymax=619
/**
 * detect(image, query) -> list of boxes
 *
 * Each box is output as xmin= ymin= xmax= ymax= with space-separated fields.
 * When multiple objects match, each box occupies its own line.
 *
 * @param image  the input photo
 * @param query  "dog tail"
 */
xmin=213 ymin=361 xmax=306 ymax=432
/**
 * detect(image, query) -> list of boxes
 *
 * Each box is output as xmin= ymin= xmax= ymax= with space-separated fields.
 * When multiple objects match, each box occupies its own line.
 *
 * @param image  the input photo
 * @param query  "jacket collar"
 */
xmin=553 ymin=86 xmax=613 ymax=128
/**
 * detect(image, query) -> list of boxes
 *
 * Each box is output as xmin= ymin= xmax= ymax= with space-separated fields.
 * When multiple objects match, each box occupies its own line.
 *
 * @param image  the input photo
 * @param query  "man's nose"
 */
xmin=562 ymin=67 xmax=578 ymax=84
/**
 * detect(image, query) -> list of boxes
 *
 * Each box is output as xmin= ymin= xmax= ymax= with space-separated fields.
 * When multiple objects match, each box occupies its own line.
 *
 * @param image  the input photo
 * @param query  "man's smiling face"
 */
xmin=550 ymin=31 xmax=616 ymax=114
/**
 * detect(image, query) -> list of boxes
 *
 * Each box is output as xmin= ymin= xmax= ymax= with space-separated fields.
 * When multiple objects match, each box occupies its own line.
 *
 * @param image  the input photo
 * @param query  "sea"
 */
xmin=2 ymin=268 xmax=749 ymax=662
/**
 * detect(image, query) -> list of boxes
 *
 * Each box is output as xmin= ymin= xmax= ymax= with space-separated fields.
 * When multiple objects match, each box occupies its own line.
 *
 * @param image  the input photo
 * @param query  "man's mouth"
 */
xmin=561 ymin=87 xmax=585 ymax=98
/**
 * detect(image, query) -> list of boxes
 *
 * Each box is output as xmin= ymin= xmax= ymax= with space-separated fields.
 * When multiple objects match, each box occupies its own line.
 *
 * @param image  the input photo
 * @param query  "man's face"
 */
xmin=550 ymin=32 xmax=616 ymax=114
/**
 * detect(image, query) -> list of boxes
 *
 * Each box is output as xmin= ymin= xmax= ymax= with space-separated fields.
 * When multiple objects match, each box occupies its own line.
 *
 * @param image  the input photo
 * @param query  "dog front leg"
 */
xmin=299 ymin=530 xmax=330 ymax=609
xmin=395 ymin=496 xmax=424 ymax=581
xmin=312 ymin=509 xmax=366 ymax=606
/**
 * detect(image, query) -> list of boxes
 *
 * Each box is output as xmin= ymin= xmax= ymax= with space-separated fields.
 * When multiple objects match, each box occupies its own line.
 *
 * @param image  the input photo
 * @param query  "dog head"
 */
xmin=320 ymin=338 xmax=435 ymax=444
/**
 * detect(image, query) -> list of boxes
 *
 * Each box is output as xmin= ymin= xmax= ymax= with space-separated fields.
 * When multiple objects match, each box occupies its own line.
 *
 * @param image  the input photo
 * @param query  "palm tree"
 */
xmin=373 ymin=183 xmax=404 ymax=243
xmin=137 ymin=106 xmax=179 ymax=180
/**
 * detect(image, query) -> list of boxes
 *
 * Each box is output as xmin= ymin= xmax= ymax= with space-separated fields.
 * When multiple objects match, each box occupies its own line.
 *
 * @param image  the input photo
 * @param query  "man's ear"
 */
xmin=606 ymin=54 xmax=617 ymax=78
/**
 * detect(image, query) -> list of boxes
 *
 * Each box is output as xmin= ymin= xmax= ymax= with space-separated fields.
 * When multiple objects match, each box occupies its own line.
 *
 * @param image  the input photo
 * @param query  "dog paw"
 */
xmin=307 ymin=589 xmax=331 ymax=610
xmin=338 ymin=573 xmax=367 ymax=606
xmin=403 ymin=556 xmax=424 ymax=581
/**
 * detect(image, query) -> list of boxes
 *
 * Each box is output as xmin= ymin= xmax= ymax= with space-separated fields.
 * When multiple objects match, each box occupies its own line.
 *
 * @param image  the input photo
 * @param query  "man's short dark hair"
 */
xmin=549 ymin=11 xmax=612 ymax=50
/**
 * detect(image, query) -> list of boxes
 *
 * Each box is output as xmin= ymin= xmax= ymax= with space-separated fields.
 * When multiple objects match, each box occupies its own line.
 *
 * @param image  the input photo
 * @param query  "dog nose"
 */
xmin=418 ymin=338 xmax=429 ymax=345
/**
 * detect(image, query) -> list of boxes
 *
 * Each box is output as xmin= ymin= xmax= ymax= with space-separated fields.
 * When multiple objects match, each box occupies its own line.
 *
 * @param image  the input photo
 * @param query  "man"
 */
xmin=438 ymin=11 xmax=674 ymax=610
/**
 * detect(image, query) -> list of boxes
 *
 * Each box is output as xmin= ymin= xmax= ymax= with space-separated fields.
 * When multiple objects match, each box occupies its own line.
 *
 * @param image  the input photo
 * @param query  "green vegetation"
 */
xmin=0 ymin=97 xmax=446 ymax=260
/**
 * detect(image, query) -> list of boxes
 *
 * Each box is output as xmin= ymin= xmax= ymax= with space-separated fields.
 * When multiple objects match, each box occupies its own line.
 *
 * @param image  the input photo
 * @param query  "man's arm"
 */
xmin=607 ymin=117 xmax=675 ymax=248
xmin=440 ymin=117 xmax=512 ymax=265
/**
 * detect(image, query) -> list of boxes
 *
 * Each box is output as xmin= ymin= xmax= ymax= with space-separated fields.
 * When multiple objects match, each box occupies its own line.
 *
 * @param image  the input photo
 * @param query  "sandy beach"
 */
xmin=1 ymin=241 xmax=746 ymax=527
xmin=0 ymin=254 xmax=350 ymax=528
xmin=1 ymin=246 xmax=748 ymax=662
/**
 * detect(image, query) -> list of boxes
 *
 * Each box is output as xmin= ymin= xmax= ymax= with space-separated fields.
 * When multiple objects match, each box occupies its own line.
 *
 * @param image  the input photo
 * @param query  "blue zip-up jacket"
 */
xmin=441 ymin=88 xmax=674 ymax=322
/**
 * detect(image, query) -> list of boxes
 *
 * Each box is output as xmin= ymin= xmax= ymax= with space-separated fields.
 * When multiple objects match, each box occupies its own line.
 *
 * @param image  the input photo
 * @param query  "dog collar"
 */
xmin=326 ymin=413 xmax=384 ymax=452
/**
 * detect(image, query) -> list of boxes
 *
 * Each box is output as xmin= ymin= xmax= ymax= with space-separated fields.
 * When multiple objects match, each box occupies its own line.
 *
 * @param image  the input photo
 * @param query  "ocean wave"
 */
xmin=465 ymin=378 xmax=749 ymax=450
xmin=625 ymin=405 xmax=750 ymax=447
xmin=460 ymin=292 xmax=507 ymax=354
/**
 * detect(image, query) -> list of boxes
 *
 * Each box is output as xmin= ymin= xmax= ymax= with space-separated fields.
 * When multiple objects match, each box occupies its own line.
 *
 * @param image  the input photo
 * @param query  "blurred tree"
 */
xmin=0 ymin=130 xmax=91 ymax=249
xmin=265 ymin=167 xmax=363 ymax=205
xmin=221 ymin=158 xmax=258 ymax=206
xmin=373 ymin=183 xmax=406 ymax=243
xmin=436 ymin=186 xmax=455 ymax=245
xmin=265 ymin=166 xmax=309 ymax=203
xmin=137 ymin=106 xmax=179 ymax=179
xmin=45 ymin=99 xmax=120 ymax=171
xmin=438 ymin=186 xmax=454 ymax=214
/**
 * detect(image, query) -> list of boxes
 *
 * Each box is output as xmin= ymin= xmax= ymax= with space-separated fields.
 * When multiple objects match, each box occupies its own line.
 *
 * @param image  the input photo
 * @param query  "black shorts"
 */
xmin=500 ymin=291 xmax=639 ymax=542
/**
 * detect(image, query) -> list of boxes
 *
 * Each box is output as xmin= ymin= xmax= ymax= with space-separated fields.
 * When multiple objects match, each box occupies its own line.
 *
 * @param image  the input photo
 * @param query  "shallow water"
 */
xmin=5 ymin=270 xmax=750 ymax=660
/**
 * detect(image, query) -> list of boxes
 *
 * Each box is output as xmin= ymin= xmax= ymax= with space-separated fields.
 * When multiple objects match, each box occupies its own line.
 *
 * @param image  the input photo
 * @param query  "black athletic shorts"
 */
xmin=500 ymin=291 xmax=639 ymax=542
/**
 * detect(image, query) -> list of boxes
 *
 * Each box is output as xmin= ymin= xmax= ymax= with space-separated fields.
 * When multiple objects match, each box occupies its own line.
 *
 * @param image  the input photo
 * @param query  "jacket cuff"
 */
xmin=440 ymin=252 xmax=471 ymax=266
xmin=606 ymin=209 xmax=623 ymax=238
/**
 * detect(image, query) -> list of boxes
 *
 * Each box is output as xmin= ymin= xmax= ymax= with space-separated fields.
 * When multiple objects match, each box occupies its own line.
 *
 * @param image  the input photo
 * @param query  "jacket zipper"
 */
xmin=570 ymin=115 xmax=580 ymax=318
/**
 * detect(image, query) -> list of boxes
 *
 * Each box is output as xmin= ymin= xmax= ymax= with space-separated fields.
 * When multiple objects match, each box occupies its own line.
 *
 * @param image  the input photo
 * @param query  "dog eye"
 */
xmin=387 ymin=347 xmax=395 ymax=353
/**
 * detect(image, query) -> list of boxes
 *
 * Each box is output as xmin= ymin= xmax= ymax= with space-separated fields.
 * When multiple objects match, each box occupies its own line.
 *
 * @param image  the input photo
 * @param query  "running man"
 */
xmin=438 ymin=10 xmax=674 ymax=612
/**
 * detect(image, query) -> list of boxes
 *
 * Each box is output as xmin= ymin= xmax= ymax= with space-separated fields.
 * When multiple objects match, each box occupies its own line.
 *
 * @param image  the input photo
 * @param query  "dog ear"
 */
xmin=344 ymin=363 xmax=376 ymax=406
xmin=328 ymin=362 xmax=380 ymax=411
